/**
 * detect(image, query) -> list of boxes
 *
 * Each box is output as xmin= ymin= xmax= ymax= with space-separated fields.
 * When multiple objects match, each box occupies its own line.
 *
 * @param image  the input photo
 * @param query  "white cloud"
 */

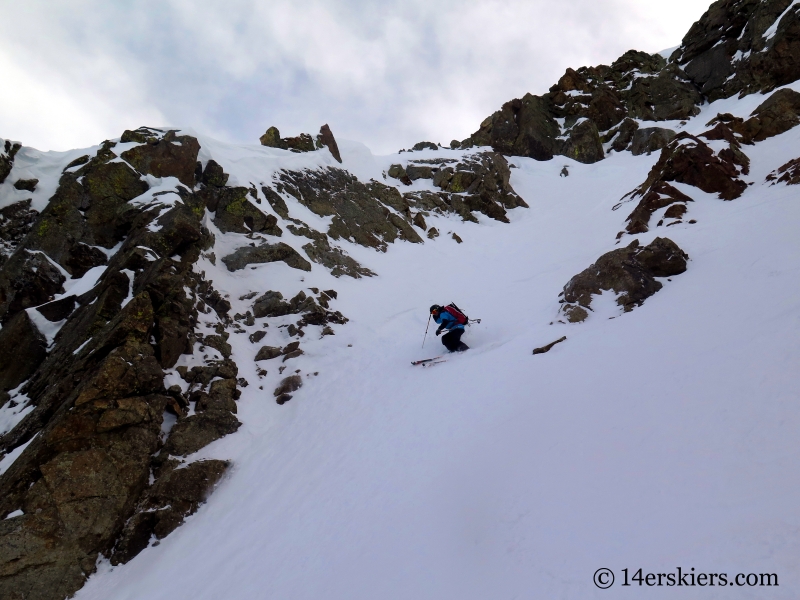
xmin=0 ymin=0 xmax=710 ymax=154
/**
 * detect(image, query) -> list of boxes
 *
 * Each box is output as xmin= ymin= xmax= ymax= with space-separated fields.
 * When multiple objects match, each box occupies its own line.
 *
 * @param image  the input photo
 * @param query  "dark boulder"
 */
xmin=387 ymin=164 xmax=412 ymax=185
xmin=283 ymin=133 xmax=315 ymax=153
xmin=406 ymin=164 xmax=434 ymax=180
xmin=261 ymin=186 xmax=290 ymax=218
xmin=560 ymin=237 xmax=689 ymax=321
xmin=274 ymin=375 xmax=302 ymax=405
xmin=630 ymin=127 xmax=677 ymax=156
xmin=0 ymin=250 xmax=66 ymax=324
xmin=208 ymin=187 xmax=282 ymax=235
xmin=120 ymin=130 xmax=201 ymax=187
xmin=160 ymin=410 xmax=241 ymax=457
xmin=36 ymin=295 xmax=76 ymax=322
xmin=411 ymin=141 xmax=438 ymax=151
xmin=255 ymin=346 xmax=282 ymax=361
xmin=736 ymin=88 xmax=800 ymax=142
xmin=317 ymin=124 xmax=342 ymax=163
xmin=201 ymin=159 xmax=229 ymax=187
xmin=252 ymin=291 xmax=292 ymax=318
xmin=221 ymin=242 xmax=312 ymax=272
xmin=64 ymin=243 xmax=108 ymax=279
xmin=609 ymin=118 xmax=639 ymax=152
xmin=259 ymin=126 xmax=283 ymax=148
xmin=13 ymin=178 xmax=38 ymax=192
xmin=562 ymin=120 xmax=604 ymax=163
xmin=0 ymin=310 xmax=47 ymax=392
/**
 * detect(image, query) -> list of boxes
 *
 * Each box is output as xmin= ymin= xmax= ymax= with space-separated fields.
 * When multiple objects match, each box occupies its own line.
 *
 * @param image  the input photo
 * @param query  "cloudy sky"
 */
xmin=0 ymin=0 xmax=709 ymax=155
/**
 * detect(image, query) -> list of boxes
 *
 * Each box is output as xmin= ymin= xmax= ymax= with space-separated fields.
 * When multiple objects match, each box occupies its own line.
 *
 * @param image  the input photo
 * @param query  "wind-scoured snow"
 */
xmin=62 ymin=103 xmax=800 ymax=599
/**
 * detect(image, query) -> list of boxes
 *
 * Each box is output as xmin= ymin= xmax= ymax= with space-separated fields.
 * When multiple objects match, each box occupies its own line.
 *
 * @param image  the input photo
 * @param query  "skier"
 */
xmin=430 ymin=304 xmax=469 ymax=352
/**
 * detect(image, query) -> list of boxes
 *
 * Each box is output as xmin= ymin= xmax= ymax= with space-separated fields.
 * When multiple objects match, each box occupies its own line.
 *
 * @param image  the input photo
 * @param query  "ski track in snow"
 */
xmin=4 ymin=113 xmax=794 ymax=599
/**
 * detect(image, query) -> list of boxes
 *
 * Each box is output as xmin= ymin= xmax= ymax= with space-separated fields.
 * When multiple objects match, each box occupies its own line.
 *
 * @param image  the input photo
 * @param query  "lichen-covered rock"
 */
xmin=301 ymin=234 xmax=375 ymax=278
xmin=252 ymin=291 xmax=292 ymax=318
xmin=111 ymin=459 xmax=229 ymax=565
xmin=387 ymin=164 xmax=412 ymax=185
xmin=221 ymin=242 xmax=312 ymax=272
xmin=630 ymin=127 xmax=677 ymax=156
xmin=274 ymin=374 xmax=302 ymax=405
xmin=14 ymin=178 xmax=38 ymax=192
xmin=255 ymin=346 xmax=282 ymax=361
xmin=463 ymin=48 xmax=701 ymax=163
xmin=272 ymin=167 xmax=416 ymax=251
xmin=206 ymin=186 xmax=282 ymax=236
xmin=0 ymin=128 xmax=256 ymax=599
xmin=560 ymin=237 xmax=689 ymax=321
xmin=201 ymin=159 xmax=229 ymax=187
xmin=120 ymin=130 xmax=201 ymax=187
xmin=403 ymin=152 xmax=526 ymax=225
xmin=259 ymin=126 xmax=283 ymax=148
xmin=561 ymin=120 xmax=604 ymax=163
xmin=160 ymin=410 xmax=241 ymax=458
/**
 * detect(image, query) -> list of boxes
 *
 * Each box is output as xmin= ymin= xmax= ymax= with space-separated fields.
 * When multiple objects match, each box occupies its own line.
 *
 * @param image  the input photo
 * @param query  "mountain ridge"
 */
xmin=1 ymin=1 xmax=800 ymax=598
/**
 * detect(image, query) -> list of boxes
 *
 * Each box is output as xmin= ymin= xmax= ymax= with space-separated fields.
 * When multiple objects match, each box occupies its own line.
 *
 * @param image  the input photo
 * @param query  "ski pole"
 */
xmin=422 ymin=314 xmax=431 ymax=348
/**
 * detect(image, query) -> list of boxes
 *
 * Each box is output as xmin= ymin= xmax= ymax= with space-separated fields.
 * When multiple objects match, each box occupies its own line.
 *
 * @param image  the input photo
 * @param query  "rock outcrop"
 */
xmin=766 ymin=156 xmax=800 ymax=184
xmin=259 ymin=124 xmax=342 ymax=163
xmin=0 ymin=200 xmax=40 ymax=267
xmin=620 ymin=132 xmax=750 ymax=234
xmin=560 ymin=238 xmax=689 ymax=322
xmin=672 ymin=0 xmax=800 ymax=102
xmin=462 ymin=51 xmax=701 ymax=163
xmin=461 ymin=0 xmax=800 ymax=164
xmin=0 ymin=131 xmax=249 ymax=599
xmin=400 ymin=152 xmax=527 ymax=224
xmin=0 ymin=139 xmax=21 ymax=184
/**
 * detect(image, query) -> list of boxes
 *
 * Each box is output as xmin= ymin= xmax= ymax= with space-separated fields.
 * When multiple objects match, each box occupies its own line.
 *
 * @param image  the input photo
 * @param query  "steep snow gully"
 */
xmin=3 ymin=1 xmax=800 ymax=598
xmin=74 ymin=100 xmax=800 ymax=599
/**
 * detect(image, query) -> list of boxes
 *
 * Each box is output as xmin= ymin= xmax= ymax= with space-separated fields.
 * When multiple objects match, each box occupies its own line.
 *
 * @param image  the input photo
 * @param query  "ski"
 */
xmin=421 ymin=360 xmax=447 ymax=367
xmin=411 ymin=356 xmax=443 ymax=365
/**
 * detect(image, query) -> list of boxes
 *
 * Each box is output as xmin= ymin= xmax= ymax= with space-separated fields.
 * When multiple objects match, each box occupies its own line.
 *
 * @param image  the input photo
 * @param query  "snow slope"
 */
xmin=62 ymin=93 xmax=800 ymax=599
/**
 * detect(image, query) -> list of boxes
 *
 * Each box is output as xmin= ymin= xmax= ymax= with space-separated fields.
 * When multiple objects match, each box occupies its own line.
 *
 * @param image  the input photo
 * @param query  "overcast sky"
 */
xmin=0 ymin=0 xmax=710 ymax=155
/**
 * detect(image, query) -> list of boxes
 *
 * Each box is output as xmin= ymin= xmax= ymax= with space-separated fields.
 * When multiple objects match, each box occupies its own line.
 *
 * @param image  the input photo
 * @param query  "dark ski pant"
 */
xmin=441 ymin=328 xmax=468 ymax=352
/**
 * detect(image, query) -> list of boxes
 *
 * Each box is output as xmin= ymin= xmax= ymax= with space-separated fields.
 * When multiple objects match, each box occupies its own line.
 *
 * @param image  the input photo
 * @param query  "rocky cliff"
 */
xmin=461 ymin=0 xmax=800 ymax=164
xmin=3 ymin=1 xmax=800 ymax=598
xmin=0 ymin=121 xmax=525 ymax=599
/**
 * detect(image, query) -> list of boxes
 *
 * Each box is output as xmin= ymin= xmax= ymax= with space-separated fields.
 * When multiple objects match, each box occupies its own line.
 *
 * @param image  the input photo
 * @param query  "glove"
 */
xmin=435 ymin=327 xmax=443 ymax=336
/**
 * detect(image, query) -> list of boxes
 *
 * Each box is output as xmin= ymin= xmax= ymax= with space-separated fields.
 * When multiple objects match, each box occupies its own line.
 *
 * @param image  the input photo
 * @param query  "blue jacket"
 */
xmin=434 ymin=310 xmax=464 ymax=333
